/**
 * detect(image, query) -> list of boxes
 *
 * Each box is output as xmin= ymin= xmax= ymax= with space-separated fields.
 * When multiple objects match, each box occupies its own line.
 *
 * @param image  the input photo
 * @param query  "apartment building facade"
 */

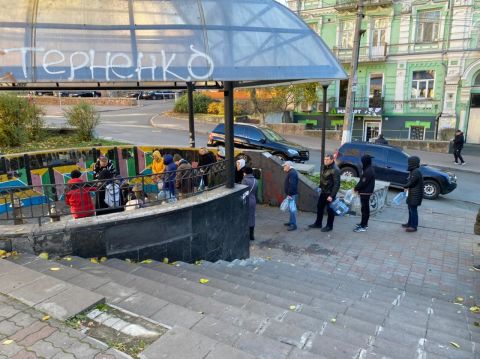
xmin=287 ymin=0 xmax=480 ymax=143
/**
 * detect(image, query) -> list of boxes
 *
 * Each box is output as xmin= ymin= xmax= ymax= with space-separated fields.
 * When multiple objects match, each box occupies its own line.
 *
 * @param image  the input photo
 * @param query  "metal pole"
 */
xmin=321 ymin=85 xmax=329 ymax=174
xmin=187 ymin=82 xmax=196 ymax=148
xmin=341 ymin=0 xmax=365 ymax=144
xmin=224 ymin=81 xmax=235 ymax=189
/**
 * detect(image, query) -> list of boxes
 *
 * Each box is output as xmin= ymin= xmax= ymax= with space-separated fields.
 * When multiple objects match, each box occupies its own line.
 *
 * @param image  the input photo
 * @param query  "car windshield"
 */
xmin=262 ymin=128 xmax=285 ymax=142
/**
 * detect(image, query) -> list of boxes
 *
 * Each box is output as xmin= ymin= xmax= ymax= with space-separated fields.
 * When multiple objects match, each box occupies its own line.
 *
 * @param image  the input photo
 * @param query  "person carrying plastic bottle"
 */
xmin=282 ymin=161 xmax=299 ymax=232
xmin=353 ymin=154 xmax=375 ymax=233
xmin=309 ymin=153 xmax=340 ymax=232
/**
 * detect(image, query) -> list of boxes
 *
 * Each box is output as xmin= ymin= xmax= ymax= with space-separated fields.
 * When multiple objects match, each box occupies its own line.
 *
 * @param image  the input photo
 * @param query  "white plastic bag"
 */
xmin=280 ymin=198 xmax=289 ymax=211
xmin=344 ymin=189 xmax=354 ymax=205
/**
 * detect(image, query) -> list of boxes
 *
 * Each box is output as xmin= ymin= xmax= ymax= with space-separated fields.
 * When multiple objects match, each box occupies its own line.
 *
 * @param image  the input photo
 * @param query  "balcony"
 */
xmin=383 ymin=100 xmax=441 ymax=114
xmin=334 ymin=0 xmax=393 ymax=11
xmin=332 ymin=44 xmax=388 ymax=63
xmin=329 ymin=96 xmax=383 ymax=117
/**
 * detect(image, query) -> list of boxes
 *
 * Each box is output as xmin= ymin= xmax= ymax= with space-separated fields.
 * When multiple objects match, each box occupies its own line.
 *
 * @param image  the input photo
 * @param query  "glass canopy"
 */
xmin=0 ymin=0 xmax=347 ymax=89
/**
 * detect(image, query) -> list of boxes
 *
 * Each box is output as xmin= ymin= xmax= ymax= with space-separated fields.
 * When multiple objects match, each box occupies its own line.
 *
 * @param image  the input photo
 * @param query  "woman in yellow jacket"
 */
xmin=151 ymin=150 xmax=165 ymax=182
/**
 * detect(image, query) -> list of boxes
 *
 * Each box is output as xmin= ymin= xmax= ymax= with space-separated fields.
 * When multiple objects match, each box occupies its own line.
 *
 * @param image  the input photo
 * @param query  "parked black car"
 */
xmin=70 ymin=91 xmax=101 ymax=98
xmin=208 ymin=123 xmax=309 ymax=162
xmin=139 ymin=91 xmax=175 ymax=100
xmin=335 ymin=142 xmax=457 ymax=200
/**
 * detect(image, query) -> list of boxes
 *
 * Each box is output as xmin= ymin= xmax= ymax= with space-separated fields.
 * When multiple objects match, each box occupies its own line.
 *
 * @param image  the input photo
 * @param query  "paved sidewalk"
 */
xmin=0 ymin=295 xmax=128 ymax=359
xmin=252 ymin=204 xmax=480 ymax=304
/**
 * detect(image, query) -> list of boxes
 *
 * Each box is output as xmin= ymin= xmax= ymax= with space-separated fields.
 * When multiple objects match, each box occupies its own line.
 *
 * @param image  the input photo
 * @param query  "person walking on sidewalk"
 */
xmin=309 ymin=153 xmax=340 ymax=233
xmin=242 ymin=167 xmax=258 ymax=241
xmin=402 ymin=156 xmax=423 ymax=233
xmin=353 ymin=154 xmax=375 ymax=233
xmin=472 ymin=208 xmax=480 ymax=271
xmin=283 ymin=161 xmax=298 ymax=232
xmin=453 ymin=130 xmax=466 ymax=165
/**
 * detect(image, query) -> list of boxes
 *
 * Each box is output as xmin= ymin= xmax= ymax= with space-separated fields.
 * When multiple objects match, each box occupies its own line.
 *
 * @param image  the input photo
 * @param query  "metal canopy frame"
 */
xmin=0 ymin=0 xmax=347 ymax=188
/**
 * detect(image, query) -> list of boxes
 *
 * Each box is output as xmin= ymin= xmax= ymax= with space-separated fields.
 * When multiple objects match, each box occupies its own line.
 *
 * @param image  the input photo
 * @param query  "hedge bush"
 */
xmin=64 ymin=102 xmax=100 ymax=141
xmin=174 ymin=93 xmax=213 ymax=113
xmin=0 ymin=94 xmax=45 ymax=147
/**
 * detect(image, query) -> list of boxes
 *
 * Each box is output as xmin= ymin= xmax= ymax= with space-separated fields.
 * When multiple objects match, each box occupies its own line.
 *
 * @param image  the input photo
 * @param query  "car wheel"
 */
xmin=340 ymin=166 xmax=358 ymax=177
xmin=423 ymin=180 xmax=440 ymax=200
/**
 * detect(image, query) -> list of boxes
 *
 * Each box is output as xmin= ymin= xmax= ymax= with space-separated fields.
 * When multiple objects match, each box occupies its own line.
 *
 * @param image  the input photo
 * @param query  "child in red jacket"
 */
xmin=65 ymin=170 xmax=95 ymax=219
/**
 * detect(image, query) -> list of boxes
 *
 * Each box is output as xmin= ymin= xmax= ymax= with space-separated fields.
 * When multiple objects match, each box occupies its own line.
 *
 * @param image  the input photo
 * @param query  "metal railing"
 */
xmin=333 ymin=44 xmax=389 ymax=63
xmin=334 ymin=96 xmax=384 ymax=108
xmin=383 ymin=99 xmax=441 ymax=113
xmin=0 ymin=160 xmax=227 ymax=225
xmin=334 ymin=0 xmax=393 ymax=10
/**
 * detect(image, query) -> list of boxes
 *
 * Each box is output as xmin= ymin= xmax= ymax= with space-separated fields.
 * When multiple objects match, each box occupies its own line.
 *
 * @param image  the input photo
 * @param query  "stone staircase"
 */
xmin=5 ymin=254 xmax=480 ymax=359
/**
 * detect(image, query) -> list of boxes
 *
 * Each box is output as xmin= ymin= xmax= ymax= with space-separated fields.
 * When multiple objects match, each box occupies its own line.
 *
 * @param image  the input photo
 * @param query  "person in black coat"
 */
xmin=241 ymin=167 xmax=258 ymax=241
xmin=453 ymin=130 xmax=465 ymax=165
xmin=309 ymin=153 xmax=341 ymax=232
xmin=402 ymin=156 xmax=423 ymax=232
xmin=353 ymin=154 xmax=375 ymax=232
xmin=374 ymin=134 xmax=388 ymax=145
xmin=283 ymin=161 xmax=299 ymax=231
xmin=198 ymin=147 xmax=217 ymax=188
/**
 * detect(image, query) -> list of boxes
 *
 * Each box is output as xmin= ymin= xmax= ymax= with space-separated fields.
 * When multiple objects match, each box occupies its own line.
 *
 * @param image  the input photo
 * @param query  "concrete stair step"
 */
xmin=139 ymin=325 xmax=255 ymax=359
xmin=0 ymin=258 xmax=104 ymax=321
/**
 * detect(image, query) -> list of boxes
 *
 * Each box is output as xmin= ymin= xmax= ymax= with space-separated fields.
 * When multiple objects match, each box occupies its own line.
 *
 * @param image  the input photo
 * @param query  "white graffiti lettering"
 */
xmin=42 ymin=50 xmax=66 ymax=75
xmin=0 ymin=46 xmax=215 ymax=82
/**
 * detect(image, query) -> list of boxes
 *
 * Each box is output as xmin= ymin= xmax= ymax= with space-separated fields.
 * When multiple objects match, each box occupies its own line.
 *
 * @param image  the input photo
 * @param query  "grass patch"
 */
xmin=0 ymin=130 xmax=128 ymax=154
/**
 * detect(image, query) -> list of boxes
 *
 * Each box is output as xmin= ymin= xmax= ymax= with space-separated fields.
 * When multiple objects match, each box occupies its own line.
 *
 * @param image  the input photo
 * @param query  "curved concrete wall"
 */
xmin=1 ymin=186 xmax=250 ymax=263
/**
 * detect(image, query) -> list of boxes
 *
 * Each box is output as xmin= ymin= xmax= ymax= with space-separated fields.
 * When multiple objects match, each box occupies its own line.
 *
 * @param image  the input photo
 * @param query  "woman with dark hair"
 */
xmin=241 ymin=167 xmax=258 ymax=241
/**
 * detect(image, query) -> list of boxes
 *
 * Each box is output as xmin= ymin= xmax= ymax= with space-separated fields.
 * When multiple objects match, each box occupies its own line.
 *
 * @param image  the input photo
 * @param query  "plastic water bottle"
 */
xmin=329 ymin=199 xmax=349 ymax=216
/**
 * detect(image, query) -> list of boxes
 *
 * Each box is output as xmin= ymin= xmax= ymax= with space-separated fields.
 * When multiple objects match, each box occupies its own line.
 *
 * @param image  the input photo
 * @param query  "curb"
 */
xmin=427 ymin=164 xmax=480 ymax=175
xmin=149 ymin=113 xmax=211 ymax=136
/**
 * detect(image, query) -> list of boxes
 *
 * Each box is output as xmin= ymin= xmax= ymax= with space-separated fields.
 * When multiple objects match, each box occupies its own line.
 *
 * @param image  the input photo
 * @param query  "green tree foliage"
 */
xmin=64 ymin=102 xmax=100 ymax=141
xmin=0 ymin=94 xmax=45 ymax=147
xmin=174 ymin=93 xmax=214 ymax=113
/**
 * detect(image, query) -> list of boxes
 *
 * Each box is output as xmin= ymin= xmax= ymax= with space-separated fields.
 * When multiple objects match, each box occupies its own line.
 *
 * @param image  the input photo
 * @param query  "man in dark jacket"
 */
xmin=403 ymin=156 xmax=423 ymax=232
xmin=173 ymin=154 xmax=193 ymax=198
xmin=374 ymin=134 xmax=388 ymax=145
xmin=353 ymin=155 xmax=375 ymax=232
xmin=283 ymin=161 xmax=299 ymax=231
xmin=198 ymin=147 xmax=217 ymax=188
xmin=163 ymin=154 xmax=177 ymax=201
xmin=453 ymin=130 xmax=465 ymax=165
xmin=93 ymin=155 xmax=116 ymax=180
xmin=473 ymin=208 xmax=480 ymax=271
xmin=242 ymin=167 xmax=258 ymax=241
xmin=309 ymin=153 xmax=341 ymax=232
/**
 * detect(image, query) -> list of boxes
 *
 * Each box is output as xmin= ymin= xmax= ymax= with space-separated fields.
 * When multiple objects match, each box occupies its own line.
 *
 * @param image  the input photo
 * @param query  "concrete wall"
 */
xmin=0 ymin=187 xmax=250 ymax=263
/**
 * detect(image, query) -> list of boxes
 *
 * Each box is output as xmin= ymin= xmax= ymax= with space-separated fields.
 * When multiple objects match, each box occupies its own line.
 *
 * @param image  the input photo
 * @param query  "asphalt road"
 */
xmin=44 ymin=100 xmax=480 ymax=212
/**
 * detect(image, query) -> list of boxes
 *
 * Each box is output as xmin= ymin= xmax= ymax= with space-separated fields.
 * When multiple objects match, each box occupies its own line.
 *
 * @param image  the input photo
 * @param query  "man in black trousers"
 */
xmin=309 ymin=153 xmax=340 ymax=232
xmin=353 ymin=154 xmax=375 ymax=232
xmin=453 ymin=130 xmax=466 ymax=165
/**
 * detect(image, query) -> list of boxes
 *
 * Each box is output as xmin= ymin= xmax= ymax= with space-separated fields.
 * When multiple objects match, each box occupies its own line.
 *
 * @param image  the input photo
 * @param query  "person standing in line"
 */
xmin=93 ymin=155 xmax=116 ymax=180
xmin=235 ymin=159 xmax=246 ymax=184
xmin=453 ymin=130 xmax=466 ymax=165
xmin=65 ymin=170 xmax=96 ymax=219
xmin=151 ymin=150 xmax=165 ymax=180
xmin=173 ymin=153 xmax=194 ymax=198
xmin=163 ymin=154 xmax=177 ymax=201
xmin=309 ymin=153 xmax=340 ymax=232
xmin=353 ymin=155 xmax=375 ymax=232
xmin=241 ymin=167 xmax=258 ymax=241
xmin=402 ymin=156 xmax=424 ymax=232
xmin=283 ymin=161 xmax=299 ymax=232
xmin=472 ymin=208 xmax=480 ymax=271
xmin=198 ymin=147 xmax=217 ymax=188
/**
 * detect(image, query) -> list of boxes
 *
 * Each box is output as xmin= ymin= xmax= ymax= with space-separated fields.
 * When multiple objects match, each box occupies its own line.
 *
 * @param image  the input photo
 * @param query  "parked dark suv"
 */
xmin=335 ymin=142 xmax=457 ymax=200
xmin=208 ymin=123 xmax=309 ymax=162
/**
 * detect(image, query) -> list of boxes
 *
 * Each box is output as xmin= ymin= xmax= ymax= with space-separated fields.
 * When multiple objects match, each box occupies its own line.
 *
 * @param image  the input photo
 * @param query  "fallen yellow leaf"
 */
xmin=455 ymin=296 xmax=464 ymax=303
xmin=42 ymin=315 xmax=50 ymax=321
xmin=90 ymin=258 xmax=98 ymax=264
xmin=0 ymin=250 xmax=6 ymax=256
xmin=163 ymin=258 xmax=169 ymax=264
xmin=125 ymin=258 xmax=132 ymax=263
xmin=474 ymin=322 xmax=480 ymax=327
xmin=2 ymin=339 xmax=13 ymax=345
xmin=63 ymin=256 xmax=72 ymax=261
xmin=140 ymin=259 xmax=153 ymax=264
xmin=450 ymin=342 xmax=460 ymax=349
xmin=199 ymin=278 xmax=209 ymax=284
xmin=49 ymin=267 xmax=60 ymax=271
xmin=38 ymin=252 xmax=49 ymax=260
xmin=289 ymin=305 xmax=296 ymax=310
xmin=470 ymin=306 xmax=480 ymax=313
xmin=195 ymin=260 xmax=202 ymax=266
xmin=330 ymin=318 xmax=337 ymax=323
xmin=100 ymin=257 xmax=107 ymax=262
xmin=266 ymin=256 xmax=272 ymax=260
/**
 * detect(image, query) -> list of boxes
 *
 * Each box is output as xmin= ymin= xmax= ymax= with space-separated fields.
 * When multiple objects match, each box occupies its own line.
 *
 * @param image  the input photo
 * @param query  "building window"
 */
xmin=410 ymin=126 xmax=425 ymax=140
xmin=340 ymin=20 xmax=354 ymax=49
xmin=416 ymin=10 xmax=440 ymax=43
xmin=411 ymin=70 xmax=435 ymax=99
xmin=474 ymin=72 xmax=480 ymax=86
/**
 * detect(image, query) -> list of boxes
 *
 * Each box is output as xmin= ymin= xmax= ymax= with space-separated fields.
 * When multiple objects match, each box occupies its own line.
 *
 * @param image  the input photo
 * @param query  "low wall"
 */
xmin=266 ymin=124 xmax=341 ymax=140
xmin=0 ymin=186 xmax=250 ymax=263
xmin=26 ymin=96 xmax=137 ymax=107
xmin=388 ymin=139 xmax=451 ymax=154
